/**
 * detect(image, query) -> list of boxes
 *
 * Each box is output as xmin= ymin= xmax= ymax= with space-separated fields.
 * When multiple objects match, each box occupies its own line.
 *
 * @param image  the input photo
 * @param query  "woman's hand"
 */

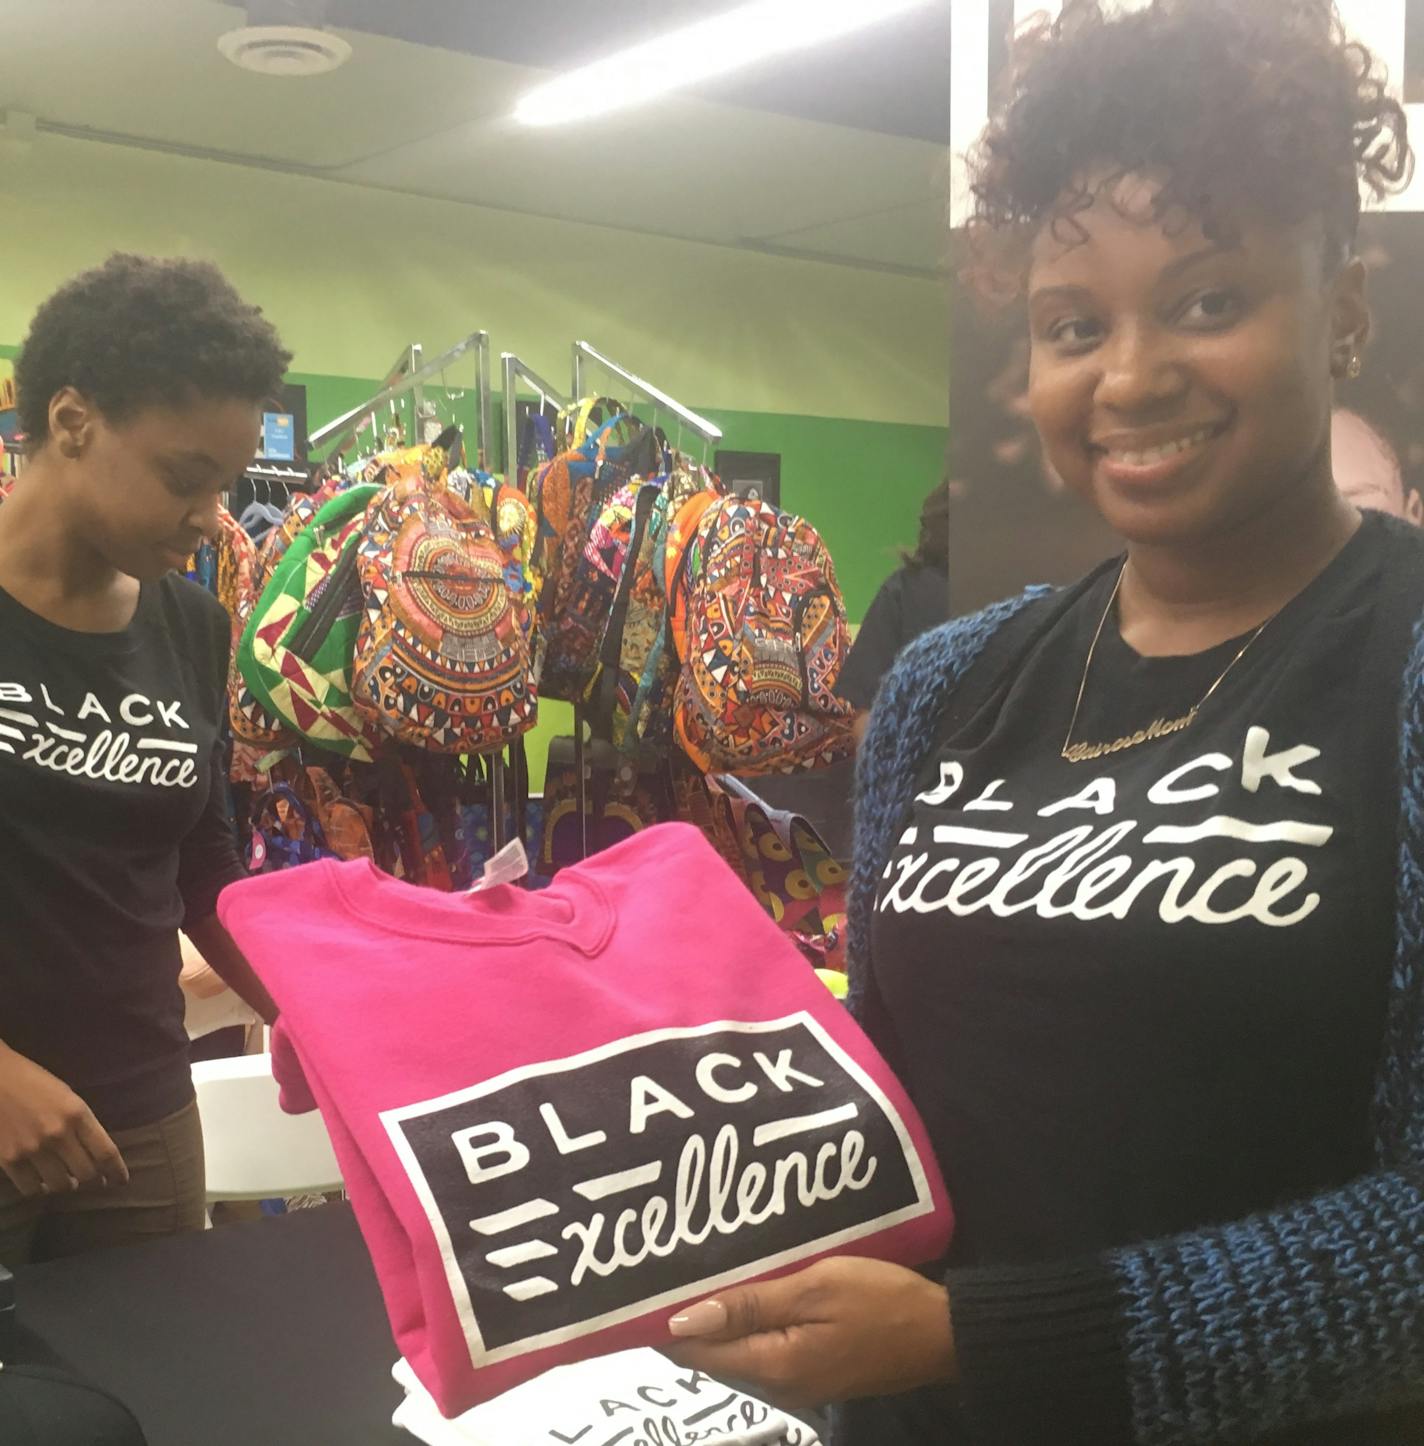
xmin=0 ymin=1044 xmax=128 ymax=1197
xmin=665 ymin=1256 xmax=955 ymax=1411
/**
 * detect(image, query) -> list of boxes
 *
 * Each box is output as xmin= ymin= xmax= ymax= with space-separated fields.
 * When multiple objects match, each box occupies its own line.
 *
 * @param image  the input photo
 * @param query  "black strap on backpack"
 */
xmin=589 ymin=484 xmax=660 ymax=745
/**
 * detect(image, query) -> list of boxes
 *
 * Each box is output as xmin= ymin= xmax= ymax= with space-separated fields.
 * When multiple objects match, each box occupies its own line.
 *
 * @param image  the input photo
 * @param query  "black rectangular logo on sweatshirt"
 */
xmin=383 ymin=1013 xmax=933 ymax=1363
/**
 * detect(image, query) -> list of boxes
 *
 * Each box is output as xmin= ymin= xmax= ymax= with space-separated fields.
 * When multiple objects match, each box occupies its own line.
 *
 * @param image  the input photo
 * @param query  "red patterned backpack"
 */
xmin=352 ymin=473 xmax=537 ymax=755
xmin=673 ymin=497 xmax=857 ymax=775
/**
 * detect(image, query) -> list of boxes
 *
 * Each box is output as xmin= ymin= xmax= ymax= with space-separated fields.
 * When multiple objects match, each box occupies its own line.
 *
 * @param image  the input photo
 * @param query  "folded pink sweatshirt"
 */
xmin=218 ymin=823 xmax=951 ymax=1416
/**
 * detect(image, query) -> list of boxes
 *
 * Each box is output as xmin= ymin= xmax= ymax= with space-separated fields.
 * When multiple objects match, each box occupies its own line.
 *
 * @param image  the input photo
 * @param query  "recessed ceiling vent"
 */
xmin=218 ymin=24 xmax=351 ymax=76
xmin=218 ymin=3 xmax=349 ymax=77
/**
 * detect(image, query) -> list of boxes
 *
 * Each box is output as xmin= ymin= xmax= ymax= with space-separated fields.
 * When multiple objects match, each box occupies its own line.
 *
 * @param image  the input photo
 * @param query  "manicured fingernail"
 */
xmin=669 ymin=1301 xmax=727 ymax=1338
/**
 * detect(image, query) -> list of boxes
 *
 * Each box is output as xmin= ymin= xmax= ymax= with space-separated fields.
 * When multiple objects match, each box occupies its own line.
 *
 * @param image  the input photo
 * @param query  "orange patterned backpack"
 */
xmin=672 ymin=497 xmax=857 ymax=775
xmin=352 ymin=471 xmax=537 ymax=755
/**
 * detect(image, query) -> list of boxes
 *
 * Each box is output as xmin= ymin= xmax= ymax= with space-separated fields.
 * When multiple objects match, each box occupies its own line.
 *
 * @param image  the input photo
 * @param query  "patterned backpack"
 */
xmin=535 ymin=419 xmax=662 ymax=701
xmin=551 ymin=477 xmax=663 ymax=713
xmin=516 ymin=411 xmax=558 ymax=491
xmin=238 ymin=483 xmax=382 ymax=761
xmin=228 ymin=477 xmax=352 ymax=751
xmin=597 ymin=464 xmax=720 ymax=756
xmin=176 ymin=506 xmax=267 ymax=783
xmin=673 ymin=497 xmax=857 ymax=775
xmin=352 ymin=473 xmax=537 ymax=755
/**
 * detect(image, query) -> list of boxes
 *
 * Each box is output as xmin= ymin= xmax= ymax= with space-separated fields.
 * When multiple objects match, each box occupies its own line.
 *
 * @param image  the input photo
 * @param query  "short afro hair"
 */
xmin=967 ymin=0 xmax=1412 ymax=289
xmin=16 ymin=254 xmax=293 ymax=446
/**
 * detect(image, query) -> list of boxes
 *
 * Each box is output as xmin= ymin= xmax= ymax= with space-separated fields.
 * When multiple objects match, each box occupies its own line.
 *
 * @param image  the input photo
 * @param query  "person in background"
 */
xmin=666 ymin=1 xmax=1424 ymax=1441
xmin=0 ymin=255 xmax=283 ymax=1267
xmin=1332 ymin=405 xmax=1424 ymax=523
xmin=836 ymin=479 xmax=952 ymax=733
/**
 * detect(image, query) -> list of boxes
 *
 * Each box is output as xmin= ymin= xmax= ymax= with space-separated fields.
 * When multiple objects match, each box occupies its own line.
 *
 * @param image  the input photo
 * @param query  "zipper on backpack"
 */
xmin=790 ymin=585 xmax=838 ymax=702
xmin=288 ymin=540 xmax=363 ymax=662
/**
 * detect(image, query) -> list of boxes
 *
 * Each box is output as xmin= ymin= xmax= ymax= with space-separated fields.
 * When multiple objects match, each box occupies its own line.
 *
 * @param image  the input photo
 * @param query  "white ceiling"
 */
xmin=3 ymin=0 xmax=949 ymax=276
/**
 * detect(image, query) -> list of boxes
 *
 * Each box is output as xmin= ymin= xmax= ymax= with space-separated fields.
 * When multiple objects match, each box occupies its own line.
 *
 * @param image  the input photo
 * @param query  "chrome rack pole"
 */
xmin=477 ymin=336 xmax=493 ymax=473
xmin=570 ymin=343 xmax=589 ymax=858
xmin=566 ymin=341 xmax=725 ymax=861
xmin=316 ymin=341 xmax=422 ymax=462
xmin=570 ymin=340 xmax=723 ymax=445
xmin=308 ymin=330 xmax=489 ymax=459
xmin=501 ymin=353 xmax=570 ymax=490
xmin=408 ymin=343 xmax=424 ymax=445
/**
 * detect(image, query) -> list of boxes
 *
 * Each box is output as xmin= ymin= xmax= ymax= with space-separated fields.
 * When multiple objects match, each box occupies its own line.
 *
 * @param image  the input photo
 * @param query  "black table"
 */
xmin=12 ymin=1205 xmax=408 ymax=1445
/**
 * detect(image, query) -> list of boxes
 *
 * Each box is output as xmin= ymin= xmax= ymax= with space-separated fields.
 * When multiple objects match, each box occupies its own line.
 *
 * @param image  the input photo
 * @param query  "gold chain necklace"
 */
xmin=1060 ymin=566 xmax=1275 ymax=765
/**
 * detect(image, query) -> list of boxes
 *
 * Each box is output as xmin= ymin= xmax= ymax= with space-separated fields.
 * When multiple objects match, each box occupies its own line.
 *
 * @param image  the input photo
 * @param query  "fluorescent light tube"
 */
xmin=514 ymin=0 xmax=935 ymax=127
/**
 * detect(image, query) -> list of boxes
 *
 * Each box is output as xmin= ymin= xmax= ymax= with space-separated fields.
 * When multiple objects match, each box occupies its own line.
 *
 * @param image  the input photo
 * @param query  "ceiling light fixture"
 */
xmin=514 ymin=0 xmax=934 ymax=127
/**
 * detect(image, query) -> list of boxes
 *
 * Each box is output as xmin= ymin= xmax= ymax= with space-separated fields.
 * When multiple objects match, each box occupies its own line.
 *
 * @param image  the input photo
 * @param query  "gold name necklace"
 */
xmin=1060 ymin=566 xmax=1276 ymax=765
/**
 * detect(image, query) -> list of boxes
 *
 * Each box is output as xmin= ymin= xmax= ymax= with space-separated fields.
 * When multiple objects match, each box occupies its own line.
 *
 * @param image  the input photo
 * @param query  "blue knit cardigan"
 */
xmin=848 ymin=590 xmax=1424 ymax=1444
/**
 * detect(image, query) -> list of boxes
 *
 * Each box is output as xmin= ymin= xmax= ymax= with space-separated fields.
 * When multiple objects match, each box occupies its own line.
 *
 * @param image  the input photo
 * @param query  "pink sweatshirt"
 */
xmin=218 ymin=824 xmax=951 ymax=1416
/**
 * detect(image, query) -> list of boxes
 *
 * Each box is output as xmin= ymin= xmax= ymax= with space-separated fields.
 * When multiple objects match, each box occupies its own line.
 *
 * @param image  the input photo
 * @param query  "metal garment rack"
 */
xmin=571 ymin=340 xmax=724 ymax=450
xmin=501 ymin=352 xmax=570 ymax=490
xmin=308 ymin=331 xmax=494 ymax=468
xmin=566 ymin=343 xmax=724 ymax=859
xmin=310 ymin=342 xmax=422 ymax=463
xmin=488 ymin=355 xmax=572 ymax=860
xmin=304 ymin=331 xmax=501 ymax=855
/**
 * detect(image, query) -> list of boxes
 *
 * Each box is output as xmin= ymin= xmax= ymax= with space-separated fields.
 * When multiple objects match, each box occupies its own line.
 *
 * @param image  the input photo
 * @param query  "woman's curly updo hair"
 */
xmin=966 ymin=0 xmax=1412 ymax=291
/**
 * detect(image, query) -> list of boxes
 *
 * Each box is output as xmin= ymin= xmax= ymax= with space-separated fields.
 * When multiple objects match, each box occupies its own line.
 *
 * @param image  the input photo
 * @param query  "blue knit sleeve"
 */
xmin=1107 ymin=1170 xmax=1424 ymax=1443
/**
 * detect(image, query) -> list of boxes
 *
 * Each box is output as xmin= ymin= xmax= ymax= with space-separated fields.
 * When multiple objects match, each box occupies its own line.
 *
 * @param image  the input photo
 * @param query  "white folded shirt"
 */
xmin=391 ymin=1350 xmax=822 ymax=1446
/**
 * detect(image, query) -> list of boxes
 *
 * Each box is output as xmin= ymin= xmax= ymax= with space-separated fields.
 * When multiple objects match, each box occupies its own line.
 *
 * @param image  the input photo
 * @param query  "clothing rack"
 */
xmin=566 ymin=343 xmax=723 ymax=861
xmin=571 ymin=340 xmax=723 ymax=451
xmin=303 ymin=333 xmax=500 ymax=860
xmin=308 ymin=331 xmax=494 ymax=469
xmin=479 ymin=356 xmax=571 ymax=862
xmin=501 ymin=352 xmax=570 ymax=492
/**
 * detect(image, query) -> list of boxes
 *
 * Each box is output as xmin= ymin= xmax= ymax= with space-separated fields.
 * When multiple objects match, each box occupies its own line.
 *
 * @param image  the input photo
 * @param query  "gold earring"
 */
xmin=1347 ymin=354 xmax=1363 ymax=380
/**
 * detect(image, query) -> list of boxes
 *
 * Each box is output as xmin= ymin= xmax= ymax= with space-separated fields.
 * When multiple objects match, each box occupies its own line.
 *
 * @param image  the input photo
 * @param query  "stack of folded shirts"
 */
xmin=391 ymin=1349 xmax=822 ymax=1446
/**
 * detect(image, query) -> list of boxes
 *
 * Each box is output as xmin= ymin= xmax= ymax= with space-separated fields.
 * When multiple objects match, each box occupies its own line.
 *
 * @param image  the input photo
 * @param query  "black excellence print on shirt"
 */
xmin=385 ymin=1016 xmax=926 ymax=1358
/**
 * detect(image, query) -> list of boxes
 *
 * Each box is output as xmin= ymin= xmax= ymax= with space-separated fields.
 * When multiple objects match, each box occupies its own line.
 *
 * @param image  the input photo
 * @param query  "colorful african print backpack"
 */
xmin=550 ymin=477 xmax=660 ymax=713
xmin=175 ymin=505 xmax=266 ymax=782
xmin=238 ymin=483 xmax=382 ymax=762
xmin=673 ymin=497 xmax=857 ymax=775
xmin=534 ymin=419 xmax=662 ymax=702
xmin=351 ymin=474 xmax=537 ymax=755
xmin=516 ymin=411 xmax=558 ymax=491
xmin=228 ymin=479 xmax=352 ymax=751
xmin=596 ymin=464 xmax=721 ymax=756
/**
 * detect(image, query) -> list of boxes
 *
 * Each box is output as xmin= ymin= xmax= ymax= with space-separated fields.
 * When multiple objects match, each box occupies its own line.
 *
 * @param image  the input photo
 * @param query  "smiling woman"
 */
xmin=661 ymin=2 xmax=1424 ymax=1443
xmin=0 ymin=255 xmax=288 ymax=1270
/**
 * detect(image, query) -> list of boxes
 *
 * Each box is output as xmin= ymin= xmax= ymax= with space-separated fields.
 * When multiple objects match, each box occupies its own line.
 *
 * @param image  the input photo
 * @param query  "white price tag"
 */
xmin=470 ymin=838 xmax=529 ymax=892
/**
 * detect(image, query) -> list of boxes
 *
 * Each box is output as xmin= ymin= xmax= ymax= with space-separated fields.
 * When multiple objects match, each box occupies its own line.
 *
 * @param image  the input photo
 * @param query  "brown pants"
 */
xmin=0 ymin=1099 xmax=206 ymax=1269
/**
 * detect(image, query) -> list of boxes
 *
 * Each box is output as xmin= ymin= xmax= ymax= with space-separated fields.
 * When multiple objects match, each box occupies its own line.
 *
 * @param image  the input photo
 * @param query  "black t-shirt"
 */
xmin=837 ymin=563 xmax=951 ymax=711
xmin=0 ymin=576 xmax=245 ymax=1131
xmin=872 ymin=515 xmax=1397 ymax=1270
